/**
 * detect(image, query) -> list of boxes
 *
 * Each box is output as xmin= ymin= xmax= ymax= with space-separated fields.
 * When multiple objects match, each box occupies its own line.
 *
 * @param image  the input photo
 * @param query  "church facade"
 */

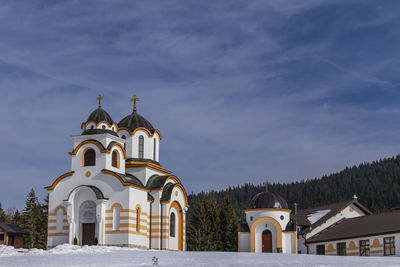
xmin=46 ymin=95 xmax=188 ymax=250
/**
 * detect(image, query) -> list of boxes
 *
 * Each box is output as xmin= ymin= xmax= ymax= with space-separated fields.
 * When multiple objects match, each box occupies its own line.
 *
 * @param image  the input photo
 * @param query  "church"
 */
xmin=238 ymin=188 xmax=400 ymax=256
xmin=46 ymin=95 xmax=188 ymax=250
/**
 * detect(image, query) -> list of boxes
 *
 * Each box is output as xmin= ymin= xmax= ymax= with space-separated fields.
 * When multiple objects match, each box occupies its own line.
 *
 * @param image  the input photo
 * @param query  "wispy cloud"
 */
xmin=0 ymin=0 xmax=400 ymax=208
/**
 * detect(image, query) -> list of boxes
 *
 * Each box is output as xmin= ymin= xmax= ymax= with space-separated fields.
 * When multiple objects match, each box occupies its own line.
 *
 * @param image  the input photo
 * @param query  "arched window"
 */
xmin=138 ymin=136 xmax=144 ymax=159
xmin=83 ymin=149 xmax=96 ymax=166
xmin=113 ymin=206 xmax=120 ymax=231
xmin=90 ymin=125 xmax=94 ymax=129
xmin=102 ymin=125 xmax=106 ymax=129
xmin=170 ymin=212 xmax=175 ymax=237
xmin=112 ymin=150 xmax=119 ymax=168
xmin=136 ymin=208 xmax=141 ymax=232
xmin=153 ymin=139 xmax=156 ymax=161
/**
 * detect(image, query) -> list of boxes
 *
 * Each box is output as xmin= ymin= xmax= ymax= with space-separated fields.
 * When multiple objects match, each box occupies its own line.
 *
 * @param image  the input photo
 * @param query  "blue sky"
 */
xmin=1 ymin=0 xmax=400 ymax=209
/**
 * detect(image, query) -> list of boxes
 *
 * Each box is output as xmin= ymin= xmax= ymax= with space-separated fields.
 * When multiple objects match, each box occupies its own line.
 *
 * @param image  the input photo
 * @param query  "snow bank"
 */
xmin=1 ymin=245 xmax=400 ymax=267
xmin=307 ymin=209 xmax=330 ymax=224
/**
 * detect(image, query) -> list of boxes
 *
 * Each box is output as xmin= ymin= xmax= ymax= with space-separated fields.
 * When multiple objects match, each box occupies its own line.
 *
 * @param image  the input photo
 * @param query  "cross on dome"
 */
xmin=130 ymin=94 xmax=140 ymax=112
xmin=96 ymin=94 xmax=104 ymax=107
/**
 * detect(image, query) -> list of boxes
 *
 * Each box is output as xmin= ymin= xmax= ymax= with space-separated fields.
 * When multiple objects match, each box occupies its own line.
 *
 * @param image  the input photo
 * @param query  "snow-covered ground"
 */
xmin=0 ymin=244 xmax=399 ymax=267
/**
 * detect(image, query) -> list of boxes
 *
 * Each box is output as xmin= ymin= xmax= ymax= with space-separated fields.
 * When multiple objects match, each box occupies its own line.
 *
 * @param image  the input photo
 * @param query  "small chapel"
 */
xmin=46 ymin=95 xmax=188 ymax=250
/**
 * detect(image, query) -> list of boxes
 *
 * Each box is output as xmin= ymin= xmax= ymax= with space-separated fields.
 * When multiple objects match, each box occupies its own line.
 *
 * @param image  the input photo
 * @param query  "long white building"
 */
xmin=46 ymin=96 xmax=188 ymax=250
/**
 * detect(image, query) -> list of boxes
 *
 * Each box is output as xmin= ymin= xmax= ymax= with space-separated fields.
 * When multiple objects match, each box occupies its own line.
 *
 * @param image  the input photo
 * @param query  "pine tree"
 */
xmin=0 ymin=202 xmax=6 ymax=222
xmin=20 ymin=189 xmax=47 ymax=249
xmin=207 ymin=198 xmax=222 ymax=251
xmin=187 ymin=198 xmax=211 ymax=251
xmin=219 ymin=194 xmax=238 ymax=251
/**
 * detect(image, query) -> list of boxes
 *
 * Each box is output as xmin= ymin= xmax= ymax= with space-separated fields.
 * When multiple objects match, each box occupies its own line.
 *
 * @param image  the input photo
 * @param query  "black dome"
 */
xmin=248 ymin=191 xmax=288 ymax=209
xmin=118 ymin=111 xmax=155 ymax=133
xmin=86 ymin=107 xmax=114 ymax=125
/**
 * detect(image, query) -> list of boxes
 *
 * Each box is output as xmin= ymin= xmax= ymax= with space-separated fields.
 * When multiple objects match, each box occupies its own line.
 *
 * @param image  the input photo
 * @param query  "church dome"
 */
xmin=248 ymin=191 xmax=288 ymax=209
xmin=118 ymin=111 xmax=155 ymax=133
xmin=86 ymin=107 xmax=114 ymax=125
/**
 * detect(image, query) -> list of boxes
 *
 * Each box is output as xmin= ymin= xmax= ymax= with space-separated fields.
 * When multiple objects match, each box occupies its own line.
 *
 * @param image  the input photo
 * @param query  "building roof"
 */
xmin=126 ymin=158 xmax=160 ymax=166
xmin=248 ymin=191 xmax=288 ymax=209
xmin=293 ymin=199 xmax=371 ymax=235
xmin=118 ymin=111 xmax=155 ymax=133
xmin=307 ymin=211 xmax=400 ymax=243
xmin=86 ymin=107 xmax=114 ymax=125
xmin=146 ymin=175 xmax=173 ymax=189
xmin=81 ymin=129 xmax=118 ymax=137
xmin=0 ymin=223 xmax=28 ymax=235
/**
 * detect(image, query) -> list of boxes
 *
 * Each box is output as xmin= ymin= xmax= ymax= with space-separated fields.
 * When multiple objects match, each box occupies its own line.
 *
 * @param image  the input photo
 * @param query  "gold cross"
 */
xmin=96 ymin=94 xmax=103 ymax=107
xmin=130 ymin=94 xmax=140 ymax=111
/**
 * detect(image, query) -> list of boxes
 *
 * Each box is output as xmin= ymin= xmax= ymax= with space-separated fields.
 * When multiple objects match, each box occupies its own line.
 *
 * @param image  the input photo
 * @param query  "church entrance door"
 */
xmin=82 ymin=223 xmax=95 ymax=246
xmin=79 ymin=200 xmax=97 ymax=246
xmin=262 ymin=230 xmax=272 ymax=253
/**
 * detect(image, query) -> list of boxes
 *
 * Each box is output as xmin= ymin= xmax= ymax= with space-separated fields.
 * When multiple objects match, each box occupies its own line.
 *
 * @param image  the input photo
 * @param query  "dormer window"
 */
xmin=138 ymin=135 xmax=144 ymax=159
xmin=83 ymin=149 xmax=96 ymax=166
xmin=112 ymin=150 xmax=119 ymax=168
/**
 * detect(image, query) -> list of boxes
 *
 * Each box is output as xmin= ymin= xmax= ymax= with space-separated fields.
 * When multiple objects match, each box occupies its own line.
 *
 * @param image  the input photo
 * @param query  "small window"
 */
xmin=153 ymin=139 xmax=157 ymax=161
xmin=384 ymin=237 xmax=395 ymax=256
xmin=0 ymin=234 xmax=4 ymax=242
xmin=360 ymin=240 xmax=370 ymax=256
xmin=113 ymin=206 xmax=120 ymax=231
xmin=83 ymin=149 xmax=96 ymax=166
xmin=102 ymin=125 xmax=106 ymax=129
xmin=112 ymin=150 xmax=119 ymax=168
xmin=90 ymin=125 xmax=94 ymax=129
xmin=138 ymin=136 xmax=144 ymax=159
xmin=337 ymin=242 xmax=346 ymax=256
xmin=136 ymin=208 xmax=140 ymax=232
xmin=170 ymin=213 xmax=176 ymax=237
xmin=316 ymin=244 xmax=325 ymax=255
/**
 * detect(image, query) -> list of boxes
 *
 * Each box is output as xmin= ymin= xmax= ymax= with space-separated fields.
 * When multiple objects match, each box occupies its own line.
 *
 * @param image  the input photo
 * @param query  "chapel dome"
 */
xmin=118 ymin=111 xmax=155 ymax=133
xmin=248 ymin=191 xmax=288 ymax=209
xmin=85 ymin=107 xmax=114 ymax=125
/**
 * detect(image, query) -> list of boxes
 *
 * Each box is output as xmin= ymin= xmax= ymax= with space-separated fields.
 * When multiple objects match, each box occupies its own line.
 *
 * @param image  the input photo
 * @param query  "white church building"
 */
xmin=46 ymin=95 xmax=188 ymax=250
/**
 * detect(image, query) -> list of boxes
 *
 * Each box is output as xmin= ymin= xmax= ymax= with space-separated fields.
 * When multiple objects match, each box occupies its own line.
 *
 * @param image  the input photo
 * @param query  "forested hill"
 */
xmin=188 ymin=155 xmax=400 ymax=219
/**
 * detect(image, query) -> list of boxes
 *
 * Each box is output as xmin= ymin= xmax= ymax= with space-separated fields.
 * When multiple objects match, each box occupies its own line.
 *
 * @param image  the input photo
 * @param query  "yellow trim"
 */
xmin=169 ymin=201 xmax=184 ymax=251
xmin=371 ymin=238 xmax=383 ymax=248
xmin=104 ymin=230 xmax=148 ymax=237
xmin=250 ymin=217 xmax=282 ymax=252
xmin=62 ymin=226 xmax=69 ymax=230
xmin=102 ymin=170 xmax=149 ymax=191
xmin=105 ymin=223 xmax=148 ymax=231
xmin=109 ymin=143 xmax=128 ymax=160
xmin=326 ymin=243 xmax=336 ymax=253
xmin=69 ymin=140 xmax=108 ymax=156
xmin=159 ymin=183 xmax=189 ymax=207
xmin=48 ymin=220 xmax=56 ymax=223
xmin=152 ymin=215 xmax=169 ymax=219
xmin=244 ymin=208 xmax=292 ymax=212
xmin=45 ymin=172 xmax=75 ymax=191
xmin=150 ymin=235 xmax=169 ymax=239
xmin=117 ymin=127 xmax=163 ymax=140
xmin=48 ymin=226 xmax=56 ymax=230
xmin=48 ymin=205 xmax=67 ymax=216
xmin=125 ymin=161 xmax=172 ymax=174
xmin=347 ymin=241 xmax=358 ymax=251
xmin=370 ymin=250 xmax=384 ymax=254
xmin=48 ymin=233 xmax=68 ymax=236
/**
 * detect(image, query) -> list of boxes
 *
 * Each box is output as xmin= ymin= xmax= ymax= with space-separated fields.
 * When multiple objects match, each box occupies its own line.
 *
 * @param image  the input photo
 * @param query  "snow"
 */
xmin=0 ymin=245 xmax=399 ymax=267
xmin=307 ymin=209 xmax=331 ymax=224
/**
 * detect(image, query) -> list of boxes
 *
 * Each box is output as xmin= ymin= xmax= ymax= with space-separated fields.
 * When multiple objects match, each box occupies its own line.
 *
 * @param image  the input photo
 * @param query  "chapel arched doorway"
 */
xmin=79 ymin=200 xmax=96 ymax=246
xmin=262 ymin=229 xmax=272 ymax=253
xmin=169 ymin=201 xmax=183 ymax=251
